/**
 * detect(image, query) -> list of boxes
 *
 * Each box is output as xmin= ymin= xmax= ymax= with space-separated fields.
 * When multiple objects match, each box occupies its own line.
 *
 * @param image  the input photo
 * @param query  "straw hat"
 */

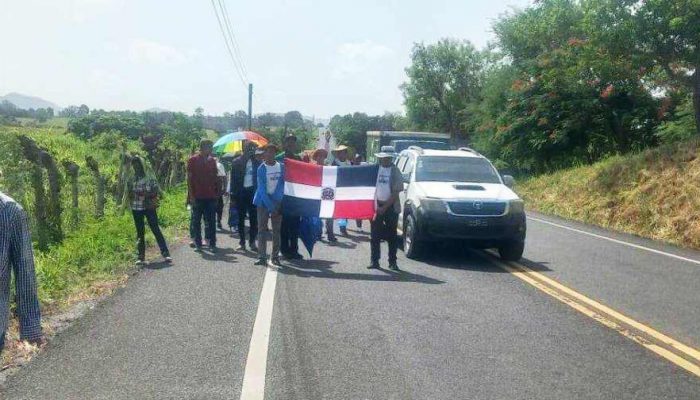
xmin=332 ymin=145 xmax=349 ymax=153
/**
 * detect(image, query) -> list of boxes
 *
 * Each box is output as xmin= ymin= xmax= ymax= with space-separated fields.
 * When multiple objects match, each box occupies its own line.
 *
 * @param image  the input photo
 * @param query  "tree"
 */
xmin=583 ymin=0 xmax=700 ymax=134
xmin=78 ymin=104 xmax=90 ymax=117
xmin=329 ymin=112 xmax=404 ymax=157
xmin=283 ymin=111 xmax=305 ymax=134
xmin=401 ymin=39 xmax=487 ymax=140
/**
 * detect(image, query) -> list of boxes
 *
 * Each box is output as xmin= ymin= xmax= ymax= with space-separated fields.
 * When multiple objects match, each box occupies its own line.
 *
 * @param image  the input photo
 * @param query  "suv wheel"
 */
xmin=498 ymin=239 xmax=525 ymax=261
xmin=404 ymin=214 xmax=424 ymax=259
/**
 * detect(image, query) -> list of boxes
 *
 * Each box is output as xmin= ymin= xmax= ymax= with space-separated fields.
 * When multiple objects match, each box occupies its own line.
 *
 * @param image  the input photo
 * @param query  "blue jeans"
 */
xmin=192 ymin=199 xmax=217 ymax=247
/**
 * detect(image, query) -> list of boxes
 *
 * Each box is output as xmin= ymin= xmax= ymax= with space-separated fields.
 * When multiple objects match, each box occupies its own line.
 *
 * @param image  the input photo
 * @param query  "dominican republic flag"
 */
xmin=283 ymin=159 xmax=379 ymax=219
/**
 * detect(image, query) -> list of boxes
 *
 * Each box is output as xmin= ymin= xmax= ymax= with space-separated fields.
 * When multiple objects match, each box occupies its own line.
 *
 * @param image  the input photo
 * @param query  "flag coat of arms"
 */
xmin=283 ymin=159 xmax=379 ymax=219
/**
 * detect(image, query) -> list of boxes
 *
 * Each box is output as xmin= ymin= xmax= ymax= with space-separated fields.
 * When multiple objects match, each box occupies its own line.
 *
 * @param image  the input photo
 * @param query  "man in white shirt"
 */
xmin=369 ymin=152 xmax=403 ymax=270
xmin=229 ymin=143 xmax=261 ymax=251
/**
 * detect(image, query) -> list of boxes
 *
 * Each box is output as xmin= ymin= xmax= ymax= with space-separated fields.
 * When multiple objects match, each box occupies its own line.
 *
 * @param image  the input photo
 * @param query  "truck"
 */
xmin=366 ymin=131 xmax=451 ymax=163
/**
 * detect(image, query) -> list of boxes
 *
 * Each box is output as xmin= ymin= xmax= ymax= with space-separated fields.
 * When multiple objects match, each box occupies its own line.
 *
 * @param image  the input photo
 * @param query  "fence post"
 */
xmin=86 ymin=156 xmax=105 ymax=218
xmin=62 ymin=160 xmax=80 ymax=225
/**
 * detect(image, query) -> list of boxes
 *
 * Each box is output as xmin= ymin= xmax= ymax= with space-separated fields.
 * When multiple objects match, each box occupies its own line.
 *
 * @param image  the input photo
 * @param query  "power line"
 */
xmin=210 ymin=0 xmax=247 ymax=88
xmin=218 ymin=0 xmax=249 ymax=80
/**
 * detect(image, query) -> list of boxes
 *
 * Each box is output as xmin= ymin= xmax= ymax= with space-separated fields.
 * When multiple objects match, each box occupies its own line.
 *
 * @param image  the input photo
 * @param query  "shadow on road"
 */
xmin=286 ymin=259 xmax=337 ymax=270
xmin=509 ymin=257 xmax=552 ymax=272
xmin=278 ymin=263 xmax=444 ymax=285
xmin=199 ymin=247 xmax=237 ymax=263
xmin=347 ymin=233 xmax=371 ymax=243
xmin=142 ymin=261 xmax=172 ymax=270
xmin=322 ymin=240 xmax=357 ymax=249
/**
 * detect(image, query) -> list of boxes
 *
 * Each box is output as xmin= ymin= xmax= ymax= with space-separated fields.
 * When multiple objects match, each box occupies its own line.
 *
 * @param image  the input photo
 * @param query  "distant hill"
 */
xmin=0 ymin=92 xmax=60 ymax=110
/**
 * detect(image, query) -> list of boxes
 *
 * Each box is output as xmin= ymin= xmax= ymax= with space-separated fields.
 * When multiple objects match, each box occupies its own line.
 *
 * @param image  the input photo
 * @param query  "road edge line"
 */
xmin=528 ymin=216 xmax=700 ymax=266
xmin=240 ymin=266 xmax=278 ymax=400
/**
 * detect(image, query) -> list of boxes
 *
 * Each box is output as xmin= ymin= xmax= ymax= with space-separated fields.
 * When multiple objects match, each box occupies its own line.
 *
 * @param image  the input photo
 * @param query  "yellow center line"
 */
xmin=479 ymin=252 xmax=700 ymax=378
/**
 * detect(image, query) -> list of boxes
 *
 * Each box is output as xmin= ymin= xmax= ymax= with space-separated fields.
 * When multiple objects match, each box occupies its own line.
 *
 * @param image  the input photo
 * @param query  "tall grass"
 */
xmin=519 ymin=138 xmax=700 ymax=249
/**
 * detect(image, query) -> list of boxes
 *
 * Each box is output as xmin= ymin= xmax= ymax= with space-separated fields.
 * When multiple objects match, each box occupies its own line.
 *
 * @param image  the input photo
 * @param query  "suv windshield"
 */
xmin=415 ymin=156 xmax=501 ymax=183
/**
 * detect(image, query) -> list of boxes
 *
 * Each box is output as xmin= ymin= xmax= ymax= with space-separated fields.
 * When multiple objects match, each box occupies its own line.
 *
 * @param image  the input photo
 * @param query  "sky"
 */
xmin=0 ymin=0 xmax=531 ymax=118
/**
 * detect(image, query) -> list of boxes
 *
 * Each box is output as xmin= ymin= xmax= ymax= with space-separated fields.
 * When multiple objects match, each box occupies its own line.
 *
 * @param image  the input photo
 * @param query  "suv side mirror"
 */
xmin=502 ymin=175 xmax=515 ymax=188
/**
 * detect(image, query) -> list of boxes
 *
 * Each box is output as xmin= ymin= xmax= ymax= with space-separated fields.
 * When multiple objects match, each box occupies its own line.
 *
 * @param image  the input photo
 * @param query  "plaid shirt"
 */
xmin=130 ymin=177 xmax=159 ymax=211
xmin=0 ymin=192 xmax=42 ymax=341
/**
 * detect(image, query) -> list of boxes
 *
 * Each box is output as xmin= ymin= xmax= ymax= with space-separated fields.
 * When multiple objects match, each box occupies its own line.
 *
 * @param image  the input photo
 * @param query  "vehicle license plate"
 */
xmin=467 ymin=218 xmax=488 ymax=227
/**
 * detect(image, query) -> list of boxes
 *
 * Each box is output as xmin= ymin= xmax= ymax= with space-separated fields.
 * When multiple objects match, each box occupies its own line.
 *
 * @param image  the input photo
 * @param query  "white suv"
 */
xmin=396 ymin=147 xmax=526 ymax=261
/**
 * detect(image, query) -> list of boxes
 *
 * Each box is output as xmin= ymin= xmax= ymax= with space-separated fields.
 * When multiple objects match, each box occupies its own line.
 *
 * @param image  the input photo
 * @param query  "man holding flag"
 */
xmin=253 ymin=144 xmax=285 ymax=266
xmin=277 ymin=134 xmax=305 ymax=260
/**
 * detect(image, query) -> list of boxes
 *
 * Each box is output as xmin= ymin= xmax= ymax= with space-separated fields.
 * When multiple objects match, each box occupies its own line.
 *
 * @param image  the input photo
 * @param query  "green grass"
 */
xmin=518 ymin=138 xmax=700 ymax=249
xmin=35 ymin=186 xmax=189 ymax=307
xmin=0 ymin=125 xmax=189 ymax=310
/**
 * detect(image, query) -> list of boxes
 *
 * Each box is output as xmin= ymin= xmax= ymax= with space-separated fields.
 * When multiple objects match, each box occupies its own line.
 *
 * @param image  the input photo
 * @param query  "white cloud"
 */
xmin=128 ymin=40 xmax=187 ymax=66
xmin=331 ymin=40 xmax=394 ymax=80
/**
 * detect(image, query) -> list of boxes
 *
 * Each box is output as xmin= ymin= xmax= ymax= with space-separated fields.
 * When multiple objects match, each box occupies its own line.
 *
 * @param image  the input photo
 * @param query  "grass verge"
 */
xmin=518 ymin=138 xmax=700 ymax=249
xmin=1 ymin=186 xmax=189 ymax=372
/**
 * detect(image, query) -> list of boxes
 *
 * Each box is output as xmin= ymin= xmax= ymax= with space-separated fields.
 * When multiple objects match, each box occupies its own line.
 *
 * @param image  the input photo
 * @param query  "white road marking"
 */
xmin=529 ymin=216 xmax=700 ymax=266
xmin=240 ymin=266 xmax=278 ymax=400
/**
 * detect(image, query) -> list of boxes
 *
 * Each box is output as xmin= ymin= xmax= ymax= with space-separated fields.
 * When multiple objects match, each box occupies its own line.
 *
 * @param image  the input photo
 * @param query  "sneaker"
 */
xmin=189 ymin=241 xmax=196 ymax=248
xmin=340 ymin=227 xmax=348 ymax=236
xmin=271 ymin=257 xmax=281 ymax=266
xmin=194 ymin=245 xmax=203 ymax=253
xmin=327 ymin=235 xmax=338 ymax=243
xmin=367 ymin=262 xmax=380 ymax=269
xmin=249 ymin=243 xmax=259 ymax=253
xmin=135 ymin=259 xmax=146 ymax=266
xmin=254 ymin=258 xmax=267 ymax=266
xmin=164 ymin=256 xmax=173 ymax=263
xmin=389 ymin=263 xmax=400 ymax=271
xmin=209 ymin=245 xmax=217 ymax=253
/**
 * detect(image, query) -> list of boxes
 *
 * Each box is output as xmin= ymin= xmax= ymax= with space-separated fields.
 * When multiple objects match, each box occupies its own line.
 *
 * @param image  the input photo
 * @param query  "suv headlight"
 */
xmin=419 ymin=197 xmax=447 ymax=212
xmin=508 ymin=199 xmax=525 ymax=214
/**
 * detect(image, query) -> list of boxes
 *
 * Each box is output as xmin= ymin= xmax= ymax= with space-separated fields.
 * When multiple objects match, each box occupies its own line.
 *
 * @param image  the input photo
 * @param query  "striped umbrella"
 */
xmin=213 ymin=131 xmax=268 ymax=154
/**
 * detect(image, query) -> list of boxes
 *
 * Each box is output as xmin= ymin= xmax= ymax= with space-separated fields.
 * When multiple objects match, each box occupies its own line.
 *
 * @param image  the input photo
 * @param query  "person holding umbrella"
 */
xmin=229 ymin=142 xmax=261 ymax=252
xmin=253 ymin=144 xmax=285 ymax=266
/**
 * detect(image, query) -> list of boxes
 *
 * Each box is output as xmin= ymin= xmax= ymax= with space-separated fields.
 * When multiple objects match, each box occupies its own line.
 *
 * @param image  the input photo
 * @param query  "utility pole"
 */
xmin=247 ymin=83 xmax=253 ymax=130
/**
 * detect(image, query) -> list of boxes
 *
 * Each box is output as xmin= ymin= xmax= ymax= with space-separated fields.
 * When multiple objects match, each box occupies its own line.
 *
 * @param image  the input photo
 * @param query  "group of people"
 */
xmin=0 ymin=132 xmax=404 ymax=354
xmin=185 ymin=134 xmax=404 ymax=270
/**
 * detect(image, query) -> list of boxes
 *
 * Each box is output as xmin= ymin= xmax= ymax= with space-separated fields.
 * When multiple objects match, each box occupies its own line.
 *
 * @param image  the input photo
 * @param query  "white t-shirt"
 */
xmin=244 ymin=160 xmax=254 ymax=188
xmin=376 ymin=166 xmax=392 ymax=202
xmin=216 ymin=161 xmax=226 ymax=177
xmin=265 ymin=162 xmax=282 ymax=195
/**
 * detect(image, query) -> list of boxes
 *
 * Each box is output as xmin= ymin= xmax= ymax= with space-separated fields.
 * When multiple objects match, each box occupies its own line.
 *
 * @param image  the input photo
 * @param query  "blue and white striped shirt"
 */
xmin=0 ymin=192 xmax=42 ymax=341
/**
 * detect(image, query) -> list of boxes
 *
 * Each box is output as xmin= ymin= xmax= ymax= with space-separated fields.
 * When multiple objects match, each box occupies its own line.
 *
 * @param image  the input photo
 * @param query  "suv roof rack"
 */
xmin=458 ymin=147 xmax=482 ymax=156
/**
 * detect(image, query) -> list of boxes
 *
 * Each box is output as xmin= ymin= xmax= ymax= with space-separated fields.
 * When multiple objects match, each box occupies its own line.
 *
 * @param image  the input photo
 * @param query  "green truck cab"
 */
xmin=366 ymin=131 xmax=451 ymax=163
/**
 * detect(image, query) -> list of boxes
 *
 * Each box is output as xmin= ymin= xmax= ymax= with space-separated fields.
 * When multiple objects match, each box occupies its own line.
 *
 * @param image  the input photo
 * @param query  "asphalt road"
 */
xmin=4 ymin=212 xmax=700 ymax=399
